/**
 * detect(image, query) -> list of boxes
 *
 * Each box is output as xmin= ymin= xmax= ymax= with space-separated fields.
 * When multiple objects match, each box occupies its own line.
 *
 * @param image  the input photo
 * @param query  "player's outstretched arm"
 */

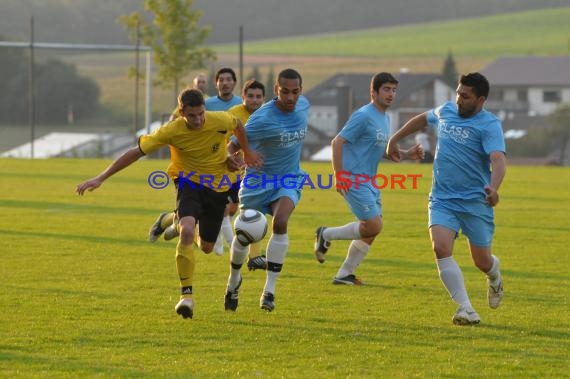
xmin=76 ymin=147 xmax=144 ymax=196
xmin=400 ymin=143 xmax=424 ymax=161
xmin=233 ymin=120 xmax=262 ymax=168
xmin=331 ymin=135 xmax=348 ymax=196
xmin=387 ymin=112 xmax=428 ymax=162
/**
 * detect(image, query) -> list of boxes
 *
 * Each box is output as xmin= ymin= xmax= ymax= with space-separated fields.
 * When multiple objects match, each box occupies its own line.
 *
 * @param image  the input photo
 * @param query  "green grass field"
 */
xmin=1 ymin=158 xmax=569 ymax=378
xmin=216 ymin=7 xmax=570 ymax=58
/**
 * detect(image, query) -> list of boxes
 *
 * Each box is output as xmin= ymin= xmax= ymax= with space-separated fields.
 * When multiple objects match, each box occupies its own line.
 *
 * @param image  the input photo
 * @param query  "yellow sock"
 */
xmin=193 ymin=223 xmax=201 ymax=248
xmin=160 ymin=212 xmax=176 ymax=229
xmin=249 ymin=241 xmax=262 ymax=257
xmin=176 ymin=241 xmax=195 ymax=299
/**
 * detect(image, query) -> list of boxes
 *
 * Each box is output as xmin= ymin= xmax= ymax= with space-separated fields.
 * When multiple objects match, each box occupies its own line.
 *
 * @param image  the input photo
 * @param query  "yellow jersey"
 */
xmin=139 ymin=111 xmax=238 ymax=192
xmin=227 ymin=104 xmax=251 ymax=125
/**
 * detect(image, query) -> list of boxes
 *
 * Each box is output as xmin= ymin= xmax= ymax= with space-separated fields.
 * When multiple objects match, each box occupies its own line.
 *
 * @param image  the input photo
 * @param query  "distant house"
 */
xmin=303 ymin=72 xmax=454 ymax=160
xmin=480 ymin=56 xmax=570 ymax=117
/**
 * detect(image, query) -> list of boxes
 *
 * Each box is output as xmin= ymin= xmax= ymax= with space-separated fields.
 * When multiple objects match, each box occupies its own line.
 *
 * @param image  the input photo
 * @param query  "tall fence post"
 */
xmin=29 ymin=16 xmax=35 ymax=159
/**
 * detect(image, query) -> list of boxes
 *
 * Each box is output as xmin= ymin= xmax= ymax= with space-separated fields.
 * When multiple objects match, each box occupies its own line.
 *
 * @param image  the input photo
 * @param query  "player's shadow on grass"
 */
xmin=470 ymin=323 xmax=570 ymax=341
xmin=0 ymin=228 xmax=150 ymax=246
xmin=0 ymin=198 xmax=158 ymax=215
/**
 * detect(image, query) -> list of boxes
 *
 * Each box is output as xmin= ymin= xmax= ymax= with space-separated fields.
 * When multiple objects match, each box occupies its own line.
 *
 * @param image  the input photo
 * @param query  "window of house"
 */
xmin=543 ymin=90 xmax=561 ymax=103
xmin=517 ymin=90 xmax=527 ymax=102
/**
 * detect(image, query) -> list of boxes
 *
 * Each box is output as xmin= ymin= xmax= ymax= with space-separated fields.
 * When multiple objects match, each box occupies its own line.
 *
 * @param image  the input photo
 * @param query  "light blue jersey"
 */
xmin=205 ymin=95 xmax=242 ymax=111
xmin=339 ymin=103 xmax=390 ymax=178
xmin=238 ymin=96 xmax=310 ymax=215
xmin=427 ymin=101 xmax=505 ymax=201
xmin=245 ymin=96 xmax=309 ymax=176
xmin=337 ymin=103 xmax=390 ymax=220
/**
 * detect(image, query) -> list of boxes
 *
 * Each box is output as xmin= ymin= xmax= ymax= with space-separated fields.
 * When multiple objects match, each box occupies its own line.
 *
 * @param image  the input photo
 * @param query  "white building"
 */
xmin=481 ymin=56 xmax=570 ymax=116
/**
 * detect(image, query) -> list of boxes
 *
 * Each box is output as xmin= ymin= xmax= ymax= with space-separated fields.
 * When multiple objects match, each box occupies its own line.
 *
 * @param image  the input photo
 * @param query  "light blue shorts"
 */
xmin=344 ymin=182 xmax=382 ymax=221
xmin=239 ymin=175 xmax=302 ymax=215
xmin=429 ymin=198 xmax=495 ymax=247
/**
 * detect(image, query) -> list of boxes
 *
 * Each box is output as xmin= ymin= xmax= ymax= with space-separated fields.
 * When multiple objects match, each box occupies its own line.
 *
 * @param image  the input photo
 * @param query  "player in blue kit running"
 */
xmin=223 ymin=68 xmax=309 ymax=312
xmin=386 ymin=72 xmax=507 ymax=326
xmin=313 ymin=72 xmax=423 ymax=285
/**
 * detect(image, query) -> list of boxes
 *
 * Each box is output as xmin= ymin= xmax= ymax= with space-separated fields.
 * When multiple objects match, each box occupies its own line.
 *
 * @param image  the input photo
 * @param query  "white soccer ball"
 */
xmin=234 ymin=209 xmax=268 ymax=245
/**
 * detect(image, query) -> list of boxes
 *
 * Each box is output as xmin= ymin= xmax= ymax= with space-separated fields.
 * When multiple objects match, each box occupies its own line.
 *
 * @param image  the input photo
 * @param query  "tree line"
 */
xmin=0 ymin=44 xmax=100 ymax=125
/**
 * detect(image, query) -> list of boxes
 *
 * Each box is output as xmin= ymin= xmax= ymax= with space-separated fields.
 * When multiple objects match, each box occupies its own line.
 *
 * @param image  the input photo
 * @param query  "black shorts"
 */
xmin=227 ymin=180 xmax=241 ymax=204
xmin=175 ymin=180 xmax=229 ymax=243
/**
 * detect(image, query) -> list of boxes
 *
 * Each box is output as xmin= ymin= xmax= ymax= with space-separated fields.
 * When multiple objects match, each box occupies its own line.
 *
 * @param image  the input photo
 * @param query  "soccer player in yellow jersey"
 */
xmin=157 ymin=69 xmax=242 ymax=251
xmin=228 ymin=79 xmax=265 ymax=123
xmin=76 ymin=89 xmax=262 ymax=319
xmin=156 ymin=80 xmax=267 ymax=265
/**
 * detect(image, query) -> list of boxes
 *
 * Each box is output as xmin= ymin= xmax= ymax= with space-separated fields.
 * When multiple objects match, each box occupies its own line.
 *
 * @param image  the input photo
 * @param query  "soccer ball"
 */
xmin=234 ymin=209 xmax=268 ymax=245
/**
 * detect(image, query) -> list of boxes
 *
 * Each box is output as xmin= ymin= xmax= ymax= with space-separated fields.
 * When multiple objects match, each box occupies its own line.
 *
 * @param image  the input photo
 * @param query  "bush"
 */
xmin=505 ymin=128 xmax=551 ymax=157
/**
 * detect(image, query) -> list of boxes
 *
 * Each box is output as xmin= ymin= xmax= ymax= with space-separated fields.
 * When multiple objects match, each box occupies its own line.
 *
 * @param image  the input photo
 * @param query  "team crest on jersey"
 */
xmin=211 ymin=143 xmax=220 ymax=153
xmin=278 ymin=127 xmax=307 ymax=148
xmin=375 ymin=130 xmax=388 ymax=146
xmin=439 ymin=122 xmax=470 ymax=144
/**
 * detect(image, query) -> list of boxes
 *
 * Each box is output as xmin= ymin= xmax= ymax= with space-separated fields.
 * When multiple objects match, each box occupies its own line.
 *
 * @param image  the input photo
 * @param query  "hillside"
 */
xmin=215 ymin=7 xmax=570 ymax=58
xmin=0 ymin=0 xmax=569 ymax=44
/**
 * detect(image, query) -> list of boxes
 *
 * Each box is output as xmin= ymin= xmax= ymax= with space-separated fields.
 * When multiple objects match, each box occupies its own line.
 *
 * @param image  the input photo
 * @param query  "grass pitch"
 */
xmin=0 ymin=158 xmax=568 ymax=378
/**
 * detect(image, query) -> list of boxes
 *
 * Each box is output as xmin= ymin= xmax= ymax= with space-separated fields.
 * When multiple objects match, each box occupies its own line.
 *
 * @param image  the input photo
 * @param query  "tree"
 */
xmin=35 ymin=60 xmax=100 ymax=124
xmin=505 ymin=128 xmax=550 ymax=159
xmin=0 ymin=42 xmax=100 ymax=125
xmin=118 ymin=0 xmax=216 ymax=103
xmin=549 ymin=103 xmax=570 ymax=165
xmin=0 ymin=46 xmax=27 ymax=123
xmin=441 ymin=51 xmax=458 ymax=88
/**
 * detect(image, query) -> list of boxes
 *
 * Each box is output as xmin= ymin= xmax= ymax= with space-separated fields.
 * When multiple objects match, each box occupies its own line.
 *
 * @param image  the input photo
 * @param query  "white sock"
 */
xmin=265 ymin=271 xmax=279 ymax=296
xmin=486 ymin=254 xmax=501 ymax=285
xmin=213 ymin=232 xmax=224 ymax=256
xmin=264 ymin=233 xmax=288 ymax=295
xmin=228 ymin=238 xmax=248 ymax=290
xmin=437 ymin=257 xmax=471 ymax=307
xmin=323 ymin=222 xmax=360 ymax=241
xmin=336 ymin=240 xmax=370 ymax=278
xmin=221 ymin=215 xmax=234 ymax=245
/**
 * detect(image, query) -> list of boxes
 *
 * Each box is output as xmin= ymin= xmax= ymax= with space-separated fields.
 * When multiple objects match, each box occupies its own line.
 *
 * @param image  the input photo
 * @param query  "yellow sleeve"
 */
xmin=170 ymin=106 xmax=180 ymax=120
xmin=221 ymin=111 xmax=239 ymax=133
xmin=230 ymin=113 xmax=239 ymax=132
xmin=138 ymin=119 xmax=178 ymax=155
xmin=228 ymin=105 xmax=250 ymax=125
